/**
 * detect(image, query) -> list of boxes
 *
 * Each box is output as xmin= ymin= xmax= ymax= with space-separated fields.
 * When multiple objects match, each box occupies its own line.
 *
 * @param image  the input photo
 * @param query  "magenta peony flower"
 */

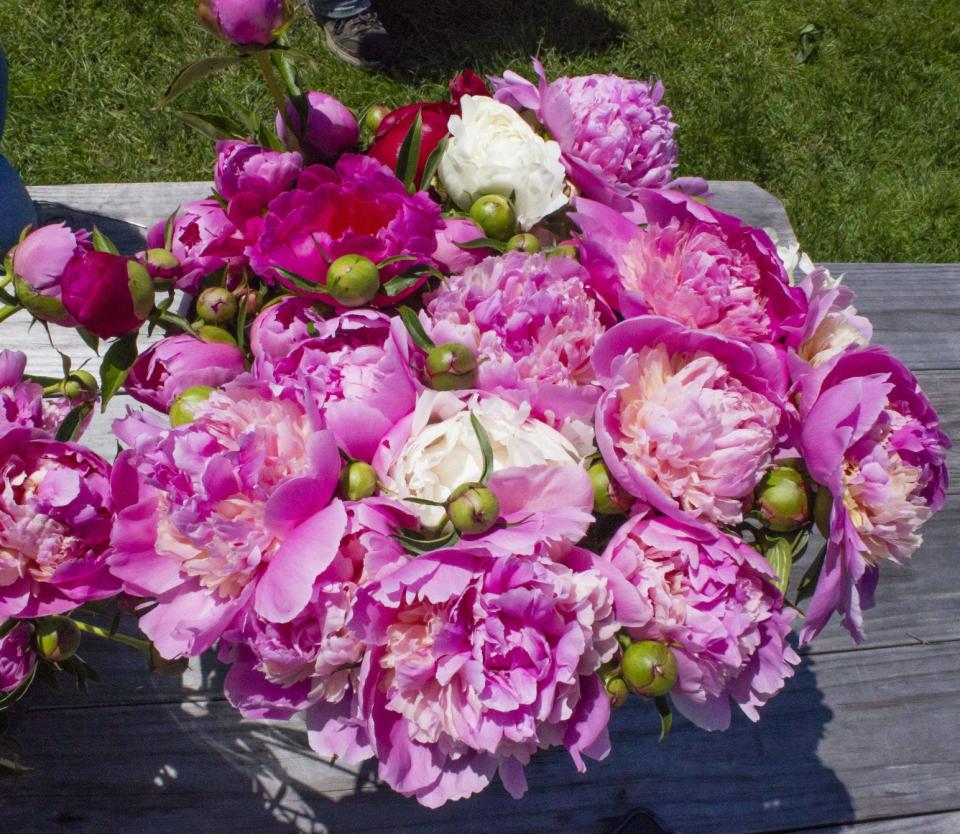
xmin=344 ymin=545 xmax=619 ymax=807
xmin=593 ymin=513 xmax=799 ymax=730
xmin=796 ymin=348 xmax=949 ymax=644
xmin=493 ymin=60 xmax=704 ymax=211
xmin=214 ymin=140 xmax=302 ymax=204
xmin=250 ymin=300 xmax=416 ymax=461
xmin=0 ymin=429 xmax=119 ymax=619
xmin=109 ymin=381 xmax=349 ymax=658
xmin=145 ymin=199 xmax=247 ymax=293
xmin=124 ymin=334 xmax=246 ymax=412
xmin=1 ymin=351 xmax=55 ymax=434
xmin=276 ymin=91 xmax=360 ymax=164
xmin=593 ymin=317 xmax=785 ymax=525
xmin=431 ymin=217 xmax=490 ymax=275
xmin=11 ymin=223 xmax=90 ymax=326
xmin=424 ymin=251 xmax=612 ymax=425
xmin=572 ymin=193 xmax=807 ymax=343
xmin=206 ymin=0 xmax=289 ymax=46
xmin=60 ymin=250 xmax=153 ymax=340
xmin=248 ymin=155 xmax=443 ymax=305
xmin=0 ymin=622 xmax=36 ymax=693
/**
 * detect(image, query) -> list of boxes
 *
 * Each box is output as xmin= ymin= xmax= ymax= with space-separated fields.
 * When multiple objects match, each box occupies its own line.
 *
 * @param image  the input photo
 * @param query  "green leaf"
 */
xmin=76 ymin=327 xmax=100 ymax=355
xmin=99 ymin=334 xmax=138 ymax=411
xmin=419 ymin=137 xmax=448 ymax=191
xmin=795 ymin=543 xmax=827 ymax=605
xmin=397 ymin=306 xmax=435 ymax=352
xmin=403 ymin=497 xmax=447 ymax=508
xmin=91 ymin=227 xmax=119 ymax=255
xmin=272 ymin=267 xmax=321 ymax=296
xmin=235 ymin=284 xmax=249 ymax=354
xmin=470 ymin=412 xmax=494 ymax=485
xmin=763 ymin=537 xmax=793 ymax=595
xmin=795 ymin=23 xmax=822 ymax=64
xmin=172 ymin=110 xmax=246 ymax=141
xmin=55 ymin=402 xmax=94 ymax=442
xmin=377 ymin=254 xmax=418 ymax=269
xmin=392 ymin=528 xmax=460 ymax=556
xmin=654 ymin=696 xmax=673 ymax=742
xmin=456 ymin=237 xmax=508 ymax=253
xmin=394 ymin=111 xmax=423 ymax=194
xmin=381 ymin=274 xmax=423 ymax=297
xmin=158 ymin=56 xmax=249 ymax=108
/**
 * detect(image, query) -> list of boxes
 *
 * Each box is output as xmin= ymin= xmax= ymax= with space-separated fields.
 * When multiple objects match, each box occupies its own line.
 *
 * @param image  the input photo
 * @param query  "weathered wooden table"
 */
xmin=1 ymin=182 xmax=957 ymax=834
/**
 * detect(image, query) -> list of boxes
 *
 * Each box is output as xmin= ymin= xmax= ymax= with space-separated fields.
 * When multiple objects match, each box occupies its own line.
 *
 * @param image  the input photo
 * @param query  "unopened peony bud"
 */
xmin=200 ymin=0 xmax=290 ymax=46
xmin=325 ymin=254 xmax=380 ymax=307
xmin=60 ymin=252 xmax=154 ymax=339
xmin=446 ymin=482 xmax=500 ymax=536
xmin=364 ymin=104 xmax=390 ymax=132
xmin=505 ymin=233 xmax=541 ymax=254
xmin=548 ymin=243 xmax=578 ymax=259
xmin=469 ymin=195 xmax=517 ymax=241
xmin=34 ymin=616 xmax=81 ymax=663
xmin=588 ymin=461 xmax=632 ymax=515
xmin=11 ymin=222 xmax=89 ymax=326
xmin=169 ymin=385 xmax=215 ymax=427
xmin=424 ymin=343 xmax=479 ymax=391
xmin=196 ymin=286 xmax=238 ymax=325
xmin=755 ymin=465 xmax=812 ymax=532
xmin=62 ymin=370 xmax=99 ymax=401
xmin=606 ymin=676 xmax=629 ymax=707
xmin=338 ymin=461 xmax=378 ymax=501
xmin=621 ymin=640 xmax=678 ymax=697
xmin=196 ymin=325 xmax=238 ymax=346
xmin=144 ymin=247 xmax=179 ymax=273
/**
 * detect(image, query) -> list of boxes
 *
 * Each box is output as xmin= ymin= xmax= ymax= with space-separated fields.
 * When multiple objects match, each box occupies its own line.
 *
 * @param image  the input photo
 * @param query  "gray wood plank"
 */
xmin=795 ymin=811 xmax=960 ymax=834
xmin=707 ymin=180 xmax=798 ymax=249
xmin=7 ymin=642 xmax=960 ymax=834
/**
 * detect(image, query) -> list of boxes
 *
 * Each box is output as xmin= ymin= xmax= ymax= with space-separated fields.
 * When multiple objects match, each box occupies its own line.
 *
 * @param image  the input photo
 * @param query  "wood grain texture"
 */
xmin=803 ymin=811 xmax=960 ymax=833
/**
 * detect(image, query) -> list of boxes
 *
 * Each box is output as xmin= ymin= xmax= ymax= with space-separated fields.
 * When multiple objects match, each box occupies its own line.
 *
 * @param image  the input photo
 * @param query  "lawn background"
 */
xmin=1 ymin=0 xmax=957 ymax=263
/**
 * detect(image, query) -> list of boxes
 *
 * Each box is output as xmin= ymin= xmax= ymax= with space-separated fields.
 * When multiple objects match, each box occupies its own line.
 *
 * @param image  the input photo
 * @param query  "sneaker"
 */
xmin=317 ymin=9 xmax=395 ymax=69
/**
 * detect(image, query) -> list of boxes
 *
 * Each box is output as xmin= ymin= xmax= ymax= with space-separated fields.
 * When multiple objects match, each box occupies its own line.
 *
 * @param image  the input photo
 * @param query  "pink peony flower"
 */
xmin=592 ymin=513 xmax=799 ymax=730
xmin=61 ymin=250 xmax=153 ymax=340
xmin=109 ymin=381 xmax=349 ymax=657
xmin=796 ymin=348 xmax=949 ymax=644
xmin=0 ymin=622 xmax=36 ymax=693
xmin=125 ymin=334 xmax=246 ymax=412
xmin=11 ymin=223 xmax=90 ymax=326
xmin=276 ymin=91 xmax=359 ymax=164
xmin=345 ymin=545 xmax=619 ymax=807
xmin=1 ymin=351 xmax=60 ymax=434
xmin=431 ymin=217 xmax=490 ymax=275
xmin=593 ymin=317 xmax=785 ymax=525
xmin=423 ymin=251 xmax=612 ymax=425
xmin=247 ymin=155 xmax=442 ymax=305
xmin=0 ymin=429 xmax=119 ymax=619
xmin=250 ymin=300 xmax=416 ymax=461
xmin=572 ymin=193 xmax=807 ymax=342
xmin=214 ymin=140 xmax=302 ymax=205
xmin=205 ymin=0 xmax=289 ymax=46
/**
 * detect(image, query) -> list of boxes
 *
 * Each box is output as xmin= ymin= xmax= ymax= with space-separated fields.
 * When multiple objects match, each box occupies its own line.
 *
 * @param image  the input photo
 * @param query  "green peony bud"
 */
xmin=145 ymin=248 xmax=179 ymax=271
xmin=755 ymin=465 xmax=812 ymax=532
xmin=505 ymin=233 xmax=541 ymax=254
xmin=547 ymin=244 xmax=578 ymax=260
xmin=13 ymin=274 xmax=71 ymax=325
xmin=338 ymin=461 xmax=379 ymax=501
xmin=588 ymin=461 xmax=633 ymax=515
xmin=196 ymin=325 xmax=238 ymax=346
xmin=169 ymin=385 xmax=215 ymax=427
xmin=196 ymin=286 xmax=238 ymax=325
xmin=364 ymin=104 xmax=390 ymax=132
xmin=469 ymin=195 xmax=517 ymax=242
xmin=127 ymin=261 xmax=155 ymax=322
xmin=446 ymin=483 xmax=501 ymax=536
xmin=606 ymin=676 xmax=629 ymax=707
xmin=325 ymin=254 xmax=380 ymax=307
xmin=424 ymin=342 xmax=479 ymax=391
xmin=61 ymin=370 xmax=99 ymax=401
xmin=621 ymin=640 xmax=678 ymax=697
xmin=34 ymin=616 xmax=81 ymax=663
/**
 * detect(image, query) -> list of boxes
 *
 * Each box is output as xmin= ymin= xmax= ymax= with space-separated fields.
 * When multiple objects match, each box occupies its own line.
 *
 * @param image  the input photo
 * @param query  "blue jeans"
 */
xmin=310 ymin=0 xmax=371 ymax=19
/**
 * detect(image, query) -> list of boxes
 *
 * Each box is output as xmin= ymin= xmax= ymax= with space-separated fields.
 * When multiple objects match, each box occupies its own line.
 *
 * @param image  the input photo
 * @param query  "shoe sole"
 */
xmin=323 ymin=26 xmax=382 ymax=70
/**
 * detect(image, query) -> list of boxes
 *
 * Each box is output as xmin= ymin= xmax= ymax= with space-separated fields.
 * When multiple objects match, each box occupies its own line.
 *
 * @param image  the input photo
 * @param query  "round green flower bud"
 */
xmin=325 ymin=254 xmax=380 ymax=307
xmin=621 ymin=640 xmax=678 ymax=698
xmin=196 ymin=325 xmax=238 ymax=346
xmin=469 ymin=195 xmax=517 ymax=242
xmin=547 ymin=244 xmax=578 ymax=260
xmin=755 ymin=465 xmax=811 ymax=532
xmin=338 ymin=461 xmax=378 ymax=501
xmin=446 ymin=482 xmax=501 ymax=536
xmin=169 ymin=385 xmax=215 ymax=427
xmin=34 ymin=616 xmax=81 ymax=663
xmin=127 ymin=260 xmax=156 ymax=321
xmin=424 ymin=342 xmax=479 ymax=391
xmin=196 ymin=286 xmax=238 ymax=325
xmin=606 ymin=676 xmax=629 ymax=707
xmin=145 ymin=248 xmax=179 ymax=271
xmin=588 ymin=461 xmax=632 ymax=515
xmin=13 ymin=274 xmax=73 ymax=325
xmin=505 ymin=233 xmax=541 ymax=254
xmin=814 ymin=484 xmax=833 ymax=538
xmin=364 ymin=104 xmax=390 ymax=132
xmin=62 ymin=370 xmax=99 ymax=401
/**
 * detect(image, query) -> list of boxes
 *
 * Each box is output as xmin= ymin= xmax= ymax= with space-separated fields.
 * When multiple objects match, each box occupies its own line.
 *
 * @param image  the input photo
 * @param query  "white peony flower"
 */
xmin=439 ymin=96 xmax=568 ymax=230
xmin=764 ymin=227 xmax=815 ymax=285
xmin=380 ymin=391 xmax=582 ymax=527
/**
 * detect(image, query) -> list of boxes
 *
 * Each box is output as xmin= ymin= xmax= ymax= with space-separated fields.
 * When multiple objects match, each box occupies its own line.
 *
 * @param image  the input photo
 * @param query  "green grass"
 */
xmin=2 ymin=0 xmax=958 ymax=262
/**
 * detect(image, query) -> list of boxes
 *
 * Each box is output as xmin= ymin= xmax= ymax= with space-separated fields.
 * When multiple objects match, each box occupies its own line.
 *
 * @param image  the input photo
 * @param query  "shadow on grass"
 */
xmin=377 ymin=0 xmax=626 ymax=80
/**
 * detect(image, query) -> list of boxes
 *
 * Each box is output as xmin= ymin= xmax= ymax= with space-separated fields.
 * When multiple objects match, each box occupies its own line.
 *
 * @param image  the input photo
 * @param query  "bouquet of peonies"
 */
xmin=0 ymin=0 xmax=949 ymax=805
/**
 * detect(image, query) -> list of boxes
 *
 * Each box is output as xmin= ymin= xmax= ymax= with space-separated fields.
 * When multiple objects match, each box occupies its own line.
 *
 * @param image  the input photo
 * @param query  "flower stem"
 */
xmin=255 ymin=50 xmax=301 ymax=153
xmin=72 ymin=619 xmax=151 ymax=653
xmin=0 ymin=304 xmax=23 ymax=325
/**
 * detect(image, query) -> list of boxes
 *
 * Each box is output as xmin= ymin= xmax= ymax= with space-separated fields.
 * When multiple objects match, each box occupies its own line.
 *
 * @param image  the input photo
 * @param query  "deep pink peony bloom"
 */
xmin=572 ymin=193 xmax=807 ymax=343
xmin=248 ymin=155 xmax=442 ymax=304
xmin=145 ymin=199 xmax=247 ymax=293
xmin=11 ymin=223 xmax=91 ymax=326
xmin=0 ymin=622 xmax=36 ymax=693
xmin=0 ymin=351 xmax=65 ymax=435
xmin=345 ymin=545 xmax=618 ymax=807
xmin=207 ymin=0 xmax=289 ymax=45
xmin=276 ymin=92 xmax=359 ymax=164
xmin=250 ymin=300 xmax=416 ymax=461
xmin=60 ymin=250 xmax=152 ymax=340
xmin=0 ymin=429 xmax=119 ymax=619
xmin=424 ymin=251 xmax=612 ymax=424
xmin=593 ymin=317 xmax=786 ymax=525
xmin=493 ymin=60 xmax=704 ymax=211
xmin=109 ymin=381 xmax=349 ymax=658
xmin=431 ymin=217 xmax=490 ymax=275
xmin=796 ymin=348 xmax=949 ymax=644
xmin=125 ymin=334 xmax=246 ymax=412
xmin=214 ymin=140 xmax=302 ymax=204
xmin=592 ymin=513 xmax=799 ymax=730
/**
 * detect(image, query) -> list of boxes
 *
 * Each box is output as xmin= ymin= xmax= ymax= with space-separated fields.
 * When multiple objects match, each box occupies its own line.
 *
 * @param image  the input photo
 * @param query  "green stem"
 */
xmin=0 ymin=274 xmax=12 ymax=290
xmin=255 ymin=51 xmax=301 ymax=153
xmin=72 ymin=619 xmax=151 ymax=653
xmin=0 ymin=304 xmax=23 ymax=324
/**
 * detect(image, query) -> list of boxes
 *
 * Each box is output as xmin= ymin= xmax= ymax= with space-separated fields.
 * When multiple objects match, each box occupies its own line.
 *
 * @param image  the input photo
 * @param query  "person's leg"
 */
xmin=307 ymin=0 xmax=394 ymax=69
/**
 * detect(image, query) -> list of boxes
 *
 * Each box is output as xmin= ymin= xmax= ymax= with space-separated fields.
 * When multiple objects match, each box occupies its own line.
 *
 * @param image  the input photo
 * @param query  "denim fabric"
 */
xmin=309 ymin=0 xmax=372 ymax=20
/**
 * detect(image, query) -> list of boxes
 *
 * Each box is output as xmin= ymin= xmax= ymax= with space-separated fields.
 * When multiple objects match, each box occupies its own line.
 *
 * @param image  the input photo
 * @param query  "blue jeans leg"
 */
xmin=310 ymin=0 xmax=372 ymax=20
